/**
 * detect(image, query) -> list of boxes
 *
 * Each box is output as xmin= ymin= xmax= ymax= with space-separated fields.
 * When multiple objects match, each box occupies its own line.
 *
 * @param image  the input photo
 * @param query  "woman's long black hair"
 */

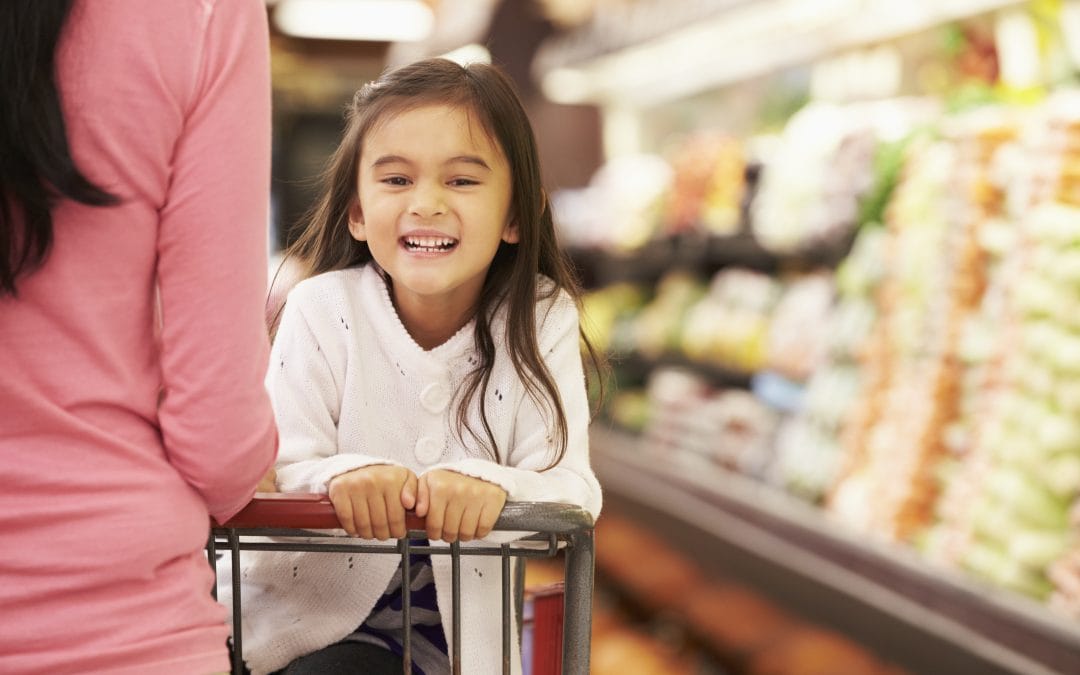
xmin=0 ymin=0 xmax=118 ymax=296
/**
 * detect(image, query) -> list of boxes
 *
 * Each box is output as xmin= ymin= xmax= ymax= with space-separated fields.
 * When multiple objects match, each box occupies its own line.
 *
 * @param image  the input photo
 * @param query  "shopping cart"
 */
xmin=209 ymin=494 xmax=595 ymax=675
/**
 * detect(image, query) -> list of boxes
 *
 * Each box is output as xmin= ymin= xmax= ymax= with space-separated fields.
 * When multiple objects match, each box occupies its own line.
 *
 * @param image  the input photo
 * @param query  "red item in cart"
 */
xmin=524 ymin=583 xmax=565 ymax=675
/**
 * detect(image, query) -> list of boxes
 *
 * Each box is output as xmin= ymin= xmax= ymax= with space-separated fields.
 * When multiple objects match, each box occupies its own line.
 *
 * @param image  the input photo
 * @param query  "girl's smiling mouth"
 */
xmin=401 ymin=235 xmax=459 ymax=253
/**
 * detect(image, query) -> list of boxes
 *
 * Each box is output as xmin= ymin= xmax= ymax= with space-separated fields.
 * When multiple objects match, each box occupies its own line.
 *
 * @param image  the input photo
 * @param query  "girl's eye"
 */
xmin=449 ymin=178 xmax=479 ymax=187
xmin=382 ymin=176 xmax=410 ymax=186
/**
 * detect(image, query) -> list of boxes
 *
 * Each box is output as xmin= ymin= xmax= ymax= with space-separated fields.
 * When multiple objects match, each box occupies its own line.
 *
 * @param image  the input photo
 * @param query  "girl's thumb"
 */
xmin=401 ymin=474 xmax=419 ymax=511
xmin=412 ymin=475 xmax=430 ymax=517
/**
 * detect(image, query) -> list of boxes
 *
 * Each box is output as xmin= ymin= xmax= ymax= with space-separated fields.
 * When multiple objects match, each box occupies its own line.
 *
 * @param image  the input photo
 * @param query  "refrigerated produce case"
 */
xmin=532 ymin=2 xmax=1080 ymax=673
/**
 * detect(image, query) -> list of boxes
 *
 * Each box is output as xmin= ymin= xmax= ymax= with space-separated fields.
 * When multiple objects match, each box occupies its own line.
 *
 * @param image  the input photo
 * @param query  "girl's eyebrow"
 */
xmin=370 ymin=155 xmax=411 ymax=168
xmin=446 ymin=155 xmax=491 ymax=171
xmin=369 ymin=154 xmax=491 ymax=171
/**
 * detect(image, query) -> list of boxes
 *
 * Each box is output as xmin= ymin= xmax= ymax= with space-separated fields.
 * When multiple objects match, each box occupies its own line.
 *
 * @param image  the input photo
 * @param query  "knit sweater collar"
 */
xmin=358 ymin=264 xmax=476 ymax=363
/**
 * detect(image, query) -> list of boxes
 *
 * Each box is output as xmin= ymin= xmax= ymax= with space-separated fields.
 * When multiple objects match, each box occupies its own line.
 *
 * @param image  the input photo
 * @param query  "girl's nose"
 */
xmin=409 ymin=182 xmax=446 ymax=218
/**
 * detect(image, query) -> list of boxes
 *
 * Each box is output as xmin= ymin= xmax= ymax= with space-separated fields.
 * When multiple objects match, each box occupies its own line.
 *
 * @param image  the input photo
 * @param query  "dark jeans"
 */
xmin=272 ymin=641 xmax=404 ymax=675
xmin=229 ymin=639 xmax=404 ymax=675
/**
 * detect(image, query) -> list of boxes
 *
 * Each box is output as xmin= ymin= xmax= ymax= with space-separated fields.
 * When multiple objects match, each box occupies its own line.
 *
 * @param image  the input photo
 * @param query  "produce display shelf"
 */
xmin=591 ymin=424 xmax=1080 ymax=675
xmin=567 ymin=233 xmax=776 ymax=287
xmin=568 ymin=231 xmax=854 ymax=289
xmin=610 ymin=351 xmax=755 ymax=390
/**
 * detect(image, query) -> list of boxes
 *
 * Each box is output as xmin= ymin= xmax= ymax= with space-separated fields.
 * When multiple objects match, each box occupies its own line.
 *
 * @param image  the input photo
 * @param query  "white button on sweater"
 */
xmin=223 ymin=265 xmax=602 ymax=675
xmin=420 ymin=381 xmax=451 ymax=413
xmin=414 ymin=435 xmax=442 ymax=464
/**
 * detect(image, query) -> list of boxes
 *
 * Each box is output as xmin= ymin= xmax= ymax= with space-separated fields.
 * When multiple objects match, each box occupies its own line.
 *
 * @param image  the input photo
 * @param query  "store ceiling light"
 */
xmin=274 ymin=0 xmax=435 ymax=42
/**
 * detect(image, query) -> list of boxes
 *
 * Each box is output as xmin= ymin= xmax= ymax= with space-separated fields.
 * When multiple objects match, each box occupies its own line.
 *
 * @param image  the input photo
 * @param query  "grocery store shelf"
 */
xmin=568 ymin=233 xmax=776 ymax=286
xmin=568 ymin=231 xmax=852 ymax=289
xmin=591 ymin=424 xmax=1080 ymax=675
xmin=611 ymin=351 xmax=754 ymax=390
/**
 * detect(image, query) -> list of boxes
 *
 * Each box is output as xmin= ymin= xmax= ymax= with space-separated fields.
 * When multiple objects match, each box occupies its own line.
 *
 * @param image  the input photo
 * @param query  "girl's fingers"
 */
xmin=387 ymin=499 xmax=408 ymax=539
xmin=457 ymin=501 xmax=483 ymax=542
xmin=412 ymin=470 xmax=511 ymax=541
xmin=425 ymin=499 xmax=444 ymax=542
xmin=367 ymin=495 xmax=391 ymax=541
xmin=330 ymin=490 xmax=356 ymax=535
xmin=439 ymin=498 xmax=466 ymax=543
xmin=475 ymin=500 xmax=499 ymax=540
xmin=351 ymin=497 xmax=373 ymax=539
xmin=387 ymin=512 xmax=407 ymax=540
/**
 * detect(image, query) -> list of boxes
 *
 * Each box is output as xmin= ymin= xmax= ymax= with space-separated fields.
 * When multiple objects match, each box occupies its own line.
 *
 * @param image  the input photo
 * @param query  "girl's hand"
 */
xmin=415 ymin=470 xmax=507 ymax=543
xmin=256 ymin=467 xmax=278 ymax=493
xmin=328 ymin=465 xmax=419 ymax=540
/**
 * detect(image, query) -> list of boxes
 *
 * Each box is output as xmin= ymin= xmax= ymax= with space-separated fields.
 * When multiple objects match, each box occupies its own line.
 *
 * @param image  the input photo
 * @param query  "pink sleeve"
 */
xmin=156 ymin=0 xmax=278 ymax=523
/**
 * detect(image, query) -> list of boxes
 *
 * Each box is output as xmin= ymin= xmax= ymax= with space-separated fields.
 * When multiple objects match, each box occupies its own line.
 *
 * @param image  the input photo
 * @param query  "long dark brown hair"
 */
xmin=0 ymin=0 xmax=118 ymax=296
xmin=274 ymin=58 xmax=602 ymax=468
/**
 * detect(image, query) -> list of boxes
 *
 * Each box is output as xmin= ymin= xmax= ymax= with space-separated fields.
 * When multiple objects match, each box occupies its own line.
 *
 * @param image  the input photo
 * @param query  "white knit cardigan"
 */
xmin=222 ymin=265 xmax=602 ymax=675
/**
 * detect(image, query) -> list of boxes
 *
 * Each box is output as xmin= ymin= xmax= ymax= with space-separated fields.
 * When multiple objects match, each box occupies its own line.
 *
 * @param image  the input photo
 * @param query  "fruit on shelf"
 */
xmin=642 ymin=368 xmax=779 ymax=477
xmin=582 ymin=282 xmax=649 ymax=355
xmin=765 ymin=272 xmax=835 ymax=381
xmin=594 ymin=512 xmax=704 ymax=614
xmin=751 ymin=99 xmax=937 ymax=255
xmin=680 ymin=583 xmax=795 ymax=668
xmin=662 ymin=133 xmax=746 ymax=236
xmin=590 ymin=623 xmax=701 ymax=675
xmin=594 ymin=511 xmax=908 ymax=673
xmin=679 ymin=268 xmax=777 ymax=373
xmin=634 ymin=272 xmax=706 ymax=359
xmin=962 ymin=540 xmax=1054 ymax=599
xmin=551 ymin=153 xmax=672 ymax=251
xmin=747 ymin=627 xmax=909 ymax=675
xmin=608 ymin=389 xmax=650 ymax=433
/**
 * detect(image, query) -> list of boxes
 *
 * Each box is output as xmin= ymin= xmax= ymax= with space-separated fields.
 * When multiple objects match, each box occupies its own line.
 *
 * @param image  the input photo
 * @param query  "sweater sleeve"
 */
xmin=428 ymin=291 xmax=602 ymax=521
xmin=269 ymin=290 xmax=398 ymax=494
xmin=155 ymin=0 xmax=277 ymax=523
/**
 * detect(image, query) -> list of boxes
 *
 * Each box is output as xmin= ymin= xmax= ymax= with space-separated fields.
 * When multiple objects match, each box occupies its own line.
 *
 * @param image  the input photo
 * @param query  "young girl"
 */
xmin=230 ymin=58 xmax=603 ymax=675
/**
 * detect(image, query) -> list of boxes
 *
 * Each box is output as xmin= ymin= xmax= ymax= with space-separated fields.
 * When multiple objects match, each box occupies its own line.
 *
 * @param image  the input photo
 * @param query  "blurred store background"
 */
xmin=263 ymin=1 xmax=1080 ymax=673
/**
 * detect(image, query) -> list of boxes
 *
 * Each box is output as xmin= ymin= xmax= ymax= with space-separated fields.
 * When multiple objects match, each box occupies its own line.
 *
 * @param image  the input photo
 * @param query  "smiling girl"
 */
xmin=229 ymin=59 xmax=603 ymax=675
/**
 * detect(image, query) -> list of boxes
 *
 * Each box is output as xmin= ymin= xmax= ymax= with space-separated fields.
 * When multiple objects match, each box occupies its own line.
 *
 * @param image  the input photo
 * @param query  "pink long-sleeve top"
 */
xmin=0 ymin=1 xmax=278 ymax=673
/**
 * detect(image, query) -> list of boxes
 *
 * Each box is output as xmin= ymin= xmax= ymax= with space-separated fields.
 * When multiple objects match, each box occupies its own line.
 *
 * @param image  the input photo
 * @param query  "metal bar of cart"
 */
xmin=210 ymin=494 xmax=594 ymax=675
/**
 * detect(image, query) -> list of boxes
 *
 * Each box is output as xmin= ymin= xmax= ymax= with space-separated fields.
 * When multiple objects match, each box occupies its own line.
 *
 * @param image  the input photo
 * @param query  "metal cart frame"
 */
xmin=209 ymin=494 xmax=595 ymax=675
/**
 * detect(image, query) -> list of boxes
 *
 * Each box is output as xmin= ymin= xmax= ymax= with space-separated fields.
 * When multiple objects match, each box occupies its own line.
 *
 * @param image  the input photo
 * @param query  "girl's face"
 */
xmin=349 ymin=103 xmax=517 ymax=330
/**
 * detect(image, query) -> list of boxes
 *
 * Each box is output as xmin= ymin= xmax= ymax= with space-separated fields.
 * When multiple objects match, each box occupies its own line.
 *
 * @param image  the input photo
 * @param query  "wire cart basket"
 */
xmin=209 ymin=494 xmax=595 ymax=675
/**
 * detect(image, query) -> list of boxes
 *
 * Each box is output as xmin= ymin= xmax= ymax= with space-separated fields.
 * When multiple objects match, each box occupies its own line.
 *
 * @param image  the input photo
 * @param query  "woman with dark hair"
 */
xmin=0 ymin=1 xmax=278 ymax=673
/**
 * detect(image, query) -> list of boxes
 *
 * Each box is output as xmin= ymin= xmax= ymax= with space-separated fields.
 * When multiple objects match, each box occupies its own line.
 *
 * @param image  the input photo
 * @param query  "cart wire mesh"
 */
xmin=209 ymin=494 xmax=595 ymax=675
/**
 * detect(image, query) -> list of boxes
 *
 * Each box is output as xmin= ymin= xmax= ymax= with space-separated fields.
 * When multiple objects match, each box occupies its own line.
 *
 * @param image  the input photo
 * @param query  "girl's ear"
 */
xmin=347 ymin=201 xmax=366 ymax=241
xmin=501 ymin=220 xmax=520 ymax=244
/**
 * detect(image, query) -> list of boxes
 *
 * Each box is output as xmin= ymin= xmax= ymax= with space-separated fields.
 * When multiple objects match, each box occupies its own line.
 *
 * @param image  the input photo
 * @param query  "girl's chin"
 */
xmin=390 ymin=274 xmax=485 ymax=307
xmin=391 ymin=278 xmax=457 ymax=302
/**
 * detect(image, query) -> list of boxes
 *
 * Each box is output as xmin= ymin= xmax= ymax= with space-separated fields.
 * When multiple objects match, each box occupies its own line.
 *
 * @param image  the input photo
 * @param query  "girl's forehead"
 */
xmin=363 ymin=103 xmax=506 ymax=161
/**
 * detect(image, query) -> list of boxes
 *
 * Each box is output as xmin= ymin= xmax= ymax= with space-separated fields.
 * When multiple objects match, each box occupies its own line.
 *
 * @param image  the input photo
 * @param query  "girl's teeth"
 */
xmin=404 ymin=236 xmax=455 ymax=251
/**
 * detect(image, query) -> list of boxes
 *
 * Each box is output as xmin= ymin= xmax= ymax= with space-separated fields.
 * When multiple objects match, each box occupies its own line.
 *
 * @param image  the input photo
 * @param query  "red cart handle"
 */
xmin=214 ymin=492 xmax=426 ymax=531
